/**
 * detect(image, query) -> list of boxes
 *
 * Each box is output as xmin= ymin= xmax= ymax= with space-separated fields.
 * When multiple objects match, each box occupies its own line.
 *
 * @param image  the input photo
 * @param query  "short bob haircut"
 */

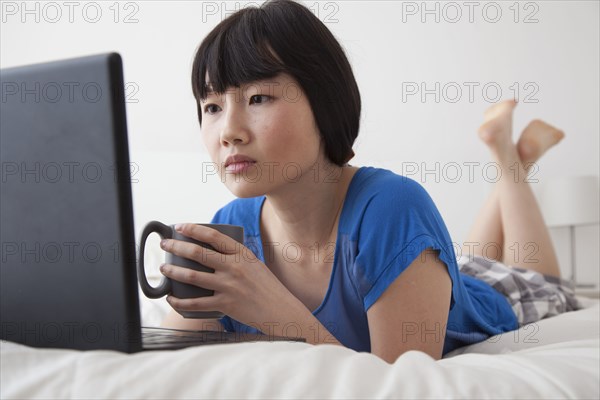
xmin=191 ymin=0 xmax=361 ymax=166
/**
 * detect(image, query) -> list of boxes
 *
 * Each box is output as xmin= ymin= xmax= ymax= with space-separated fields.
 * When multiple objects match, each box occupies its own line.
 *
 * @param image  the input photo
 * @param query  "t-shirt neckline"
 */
xmin=253 ymin=166 xmax=367 ymax=315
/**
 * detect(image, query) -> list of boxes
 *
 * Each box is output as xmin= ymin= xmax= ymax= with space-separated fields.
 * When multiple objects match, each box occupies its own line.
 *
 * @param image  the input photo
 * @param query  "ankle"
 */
xmin=491 ymin=142 xmax=520 ymax=166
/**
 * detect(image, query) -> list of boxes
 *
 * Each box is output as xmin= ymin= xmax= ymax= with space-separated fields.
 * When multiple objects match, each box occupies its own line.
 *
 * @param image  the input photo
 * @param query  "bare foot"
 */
xmin=517 ymin=119 xmax=565 ymax=165
xmin=478 ymin=99 xmax=518 ymax=160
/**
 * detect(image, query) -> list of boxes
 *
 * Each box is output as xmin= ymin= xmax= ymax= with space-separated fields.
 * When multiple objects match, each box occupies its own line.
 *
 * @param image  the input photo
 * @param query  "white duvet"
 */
xmin=2 ymin=297 xmax=599 ymax=399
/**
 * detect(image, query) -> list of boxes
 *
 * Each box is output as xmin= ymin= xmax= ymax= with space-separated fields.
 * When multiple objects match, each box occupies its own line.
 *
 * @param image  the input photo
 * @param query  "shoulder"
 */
xmin=345 ymin=167 xmax=452 ymax=258
xmin=345 ymin=167 xmax=457 ymax=293
xmin=346 ymin=167 xmax=438 ymax=227
xmin=352 ymin=167 xmax=433 ymax=202
xmin=346 ymin=168 xmax=458 ymax=313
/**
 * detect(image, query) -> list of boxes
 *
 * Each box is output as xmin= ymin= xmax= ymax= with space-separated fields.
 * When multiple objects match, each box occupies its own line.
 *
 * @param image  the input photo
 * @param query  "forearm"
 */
xmin=256 ymin=302 xmax=343 ymax=346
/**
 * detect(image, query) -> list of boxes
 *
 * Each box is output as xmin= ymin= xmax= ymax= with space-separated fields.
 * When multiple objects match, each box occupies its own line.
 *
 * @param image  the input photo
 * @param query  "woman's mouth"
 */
xmin=224 ymin=154 xmax=257 ymax=174
xmin=225 ymin=161 xmax=256 ymax=174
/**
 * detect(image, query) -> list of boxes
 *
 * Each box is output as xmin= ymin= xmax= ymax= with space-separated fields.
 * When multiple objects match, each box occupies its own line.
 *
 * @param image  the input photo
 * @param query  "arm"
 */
xmin=159 ymin=223 xmax=345 ymax=344
xmin=367 ymin=248 xmax=452 ymax=363
xmin=161 ymin=310 xmax=225 ymax=332
xmin=252 ymin=301 xmax=344 ymax=346
xmin=161 ymin=292 xmax=342 ymax=343
xmin=163 ymin=295 xmax=342 ymax=343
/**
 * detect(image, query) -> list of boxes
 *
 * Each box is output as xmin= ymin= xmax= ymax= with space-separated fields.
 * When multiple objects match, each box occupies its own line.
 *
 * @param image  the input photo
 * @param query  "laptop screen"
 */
xmin=1 ymin=53 xmax=142 ymax=352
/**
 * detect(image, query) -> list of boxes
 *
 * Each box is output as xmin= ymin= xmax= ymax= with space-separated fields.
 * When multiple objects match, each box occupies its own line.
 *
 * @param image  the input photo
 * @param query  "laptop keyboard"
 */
xmin=141 ymin=326 xmax=305 ymax=350
xmin=143 ymin=326 xmax=236 ymax=341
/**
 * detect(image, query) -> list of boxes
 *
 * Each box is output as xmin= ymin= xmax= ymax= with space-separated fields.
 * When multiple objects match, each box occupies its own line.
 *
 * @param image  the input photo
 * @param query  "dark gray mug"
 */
xmin=137 ymin=221 xmax=244 ymax=319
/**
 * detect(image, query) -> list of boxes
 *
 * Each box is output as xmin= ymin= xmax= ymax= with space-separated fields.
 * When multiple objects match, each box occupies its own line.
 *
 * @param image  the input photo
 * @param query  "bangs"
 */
xmin=192 ymin=8 xmax=286 ymax=101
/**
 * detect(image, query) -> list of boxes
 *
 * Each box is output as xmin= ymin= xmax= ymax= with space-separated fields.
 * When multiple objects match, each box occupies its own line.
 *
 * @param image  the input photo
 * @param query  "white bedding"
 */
xmin=2 ymin=297 xmax=598 ymax=399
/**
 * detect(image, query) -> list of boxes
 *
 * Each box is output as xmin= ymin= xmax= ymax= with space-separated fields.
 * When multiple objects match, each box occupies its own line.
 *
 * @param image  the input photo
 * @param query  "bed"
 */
xmin=1 ymin=291 xmax=598 ymax=399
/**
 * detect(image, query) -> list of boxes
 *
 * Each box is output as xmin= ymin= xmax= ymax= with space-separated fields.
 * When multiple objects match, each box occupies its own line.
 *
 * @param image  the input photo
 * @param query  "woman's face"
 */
xmin=200 ymin=72 xmax=325 ymax=197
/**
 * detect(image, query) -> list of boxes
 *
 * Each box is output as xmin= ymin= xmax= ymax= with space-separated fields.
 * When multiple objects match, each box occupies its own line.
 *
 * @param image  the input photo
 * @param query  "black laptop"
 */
xmin=0 ymin=53 xmax=304 ymax=352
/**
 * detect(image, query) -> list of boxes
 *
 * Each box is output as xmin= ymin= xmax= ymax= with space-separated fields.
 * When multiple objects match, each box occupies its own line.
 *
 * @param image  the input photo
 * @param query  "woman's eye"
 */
xmin=249 ymin=95 xmax=271 ymax=105
xmin=203 ymin=104 xmax=221 ymax=114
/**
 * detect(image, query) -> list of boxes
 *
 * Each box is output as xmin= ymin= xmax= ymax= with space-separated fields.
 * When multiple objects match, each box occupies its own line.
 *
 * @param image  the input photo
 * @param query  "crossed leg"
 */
xmin=462 ymin=100 xmax=565 ymax=278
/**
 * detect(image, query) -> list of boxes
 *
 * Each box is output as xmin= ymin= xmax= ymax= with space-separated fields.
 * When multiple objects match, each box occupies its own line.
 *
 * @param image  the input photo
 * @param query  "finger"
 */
xmin=166 ymin=294 xmax=221 ymax=313
xmin=161 ymin=239 xmax=226 ymax=270
xmin=160 ymin=264 xmax=222 ymax=291
xmin=175 ymin=223 xmax=241 ymax=255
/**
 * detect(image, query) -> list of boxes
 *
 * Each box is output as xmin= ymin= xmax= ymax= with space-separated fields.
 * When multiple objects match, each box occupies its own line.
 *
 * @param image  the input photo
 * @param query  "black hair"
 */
xmin=191 ymin=0 xmax=361 ymax=166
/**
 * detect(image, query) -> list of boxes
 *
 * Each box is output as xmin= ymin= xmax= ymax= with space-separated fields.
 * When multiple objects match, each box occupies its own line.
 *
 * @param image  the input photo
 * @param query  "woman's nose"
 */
xmin=220 ymin=109 xmax=250 ymax=146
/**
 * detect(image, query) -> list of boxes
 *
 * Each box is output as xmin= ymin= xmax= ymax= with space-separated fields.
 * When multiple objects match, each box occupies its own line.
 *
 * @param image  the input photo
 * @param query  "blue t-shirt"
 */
xmin=211 ymin=166 xmax=518 ymax=355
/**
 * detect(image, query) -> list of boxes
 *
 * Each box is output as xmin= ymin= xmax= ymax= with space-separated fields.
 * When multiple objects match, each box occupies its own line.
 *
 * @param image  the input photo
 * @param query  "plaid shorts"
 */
xmin=457 ymin=255 xmax=583 ymax=326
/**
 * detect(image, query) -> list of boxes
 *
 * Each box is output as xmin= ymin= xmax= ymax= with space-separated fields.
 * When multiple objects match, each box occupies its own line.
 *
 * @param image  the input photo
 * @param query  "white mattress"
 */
xmin=2 ymin=297 xmax=598 ymax=399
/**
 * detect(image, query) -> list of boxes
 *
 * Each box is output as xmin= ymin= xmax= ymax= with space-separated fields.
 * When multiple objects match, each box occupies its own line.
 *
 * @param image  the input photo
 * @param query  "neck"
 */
xmin=262 ymin=164 xmax=357 ymax=253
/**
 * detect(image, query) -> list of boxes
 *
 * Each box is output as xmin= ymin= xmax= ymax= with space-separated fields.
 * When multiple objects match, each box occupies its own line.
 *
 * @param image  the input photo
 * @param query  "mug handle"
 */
xmin=137 ymin=221 xmax=173 ymax=299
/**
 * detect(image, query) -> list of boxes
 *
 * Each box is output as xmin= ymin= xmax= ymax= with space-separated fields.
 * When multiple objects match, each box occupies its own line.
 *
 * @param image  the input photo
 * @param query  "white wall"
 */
xmin=2 ymin=0 xmax=598 ymax=288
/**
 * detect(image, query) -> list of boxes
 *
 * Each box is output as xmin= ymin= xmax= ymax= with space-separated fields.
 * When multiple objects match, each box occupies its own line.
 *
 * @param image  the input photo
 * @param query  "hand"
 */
xmin=159 ymin=223 xmax=305 ymax=331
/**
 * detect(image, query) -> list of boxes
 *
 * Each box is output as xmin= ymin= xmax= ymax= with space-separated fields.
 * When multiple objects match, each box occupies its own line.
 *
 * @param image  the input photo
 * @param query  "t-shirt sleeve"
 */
xmin=350 ymin=175 xmax=460 ymax=313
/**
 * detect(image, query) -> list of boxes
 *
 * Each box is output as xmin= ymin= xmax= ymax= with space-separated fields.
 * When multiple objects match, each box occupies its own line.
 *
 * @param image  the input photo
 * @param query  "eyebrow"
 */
xmin=201 ymin=77 xmax=281 ymax=101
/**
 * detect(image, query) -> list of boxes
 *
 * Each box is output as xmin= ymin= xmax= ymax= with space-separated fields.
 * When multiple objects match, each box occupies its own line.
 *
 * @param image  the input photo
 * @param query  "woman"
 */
xmin=159 ymin=0 xmax=581 ymax=363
